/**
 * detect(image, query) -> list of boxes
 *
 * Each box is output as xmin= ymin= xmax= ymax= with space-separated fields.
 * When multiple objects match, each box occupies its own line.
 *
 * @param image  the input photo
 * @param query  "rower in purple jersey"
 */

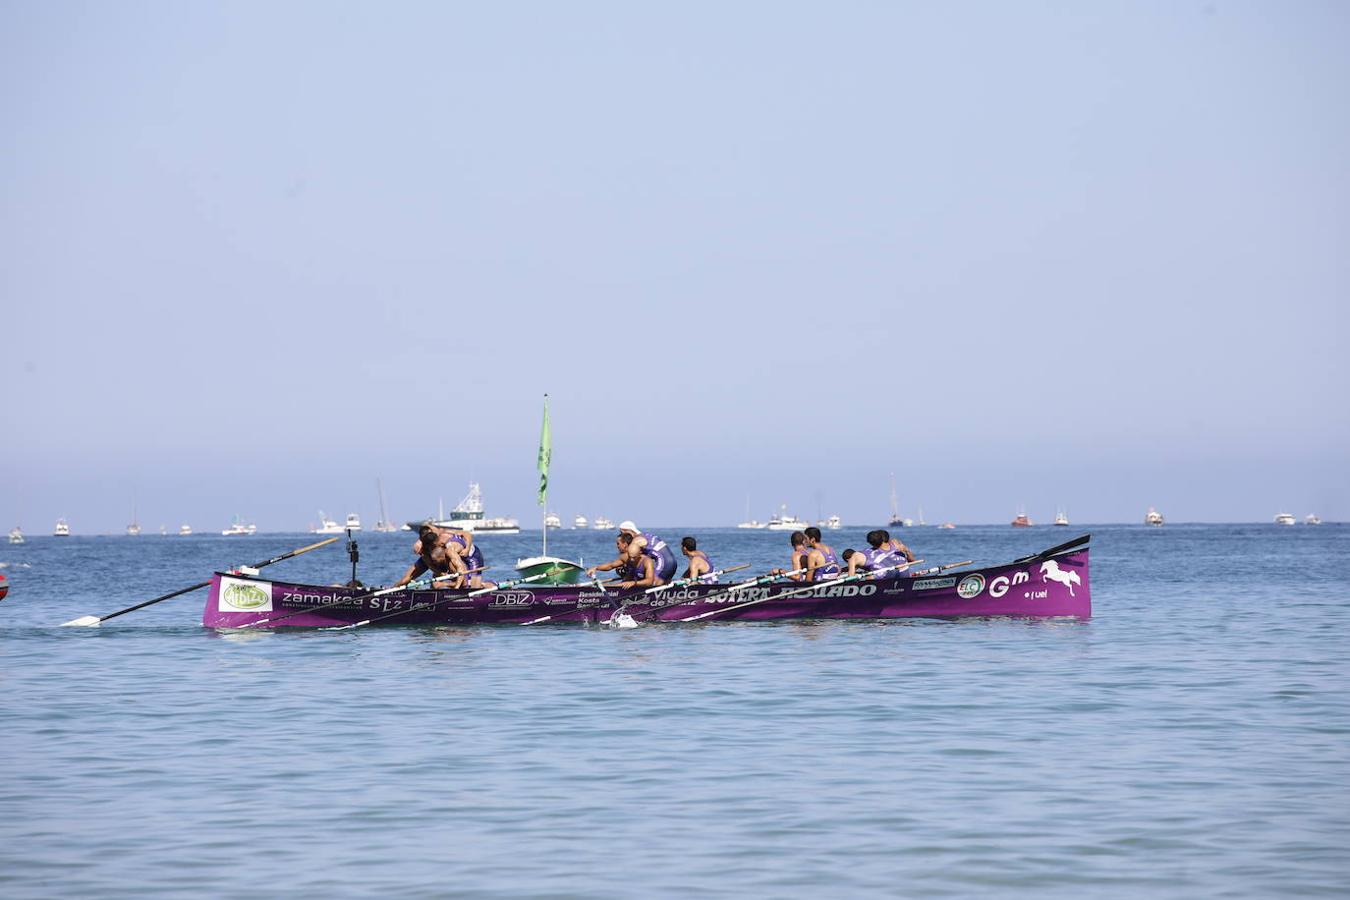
xmin=587 ymin=533 xmax=660 ymax=588
xmin=770 ymin=532 xmax=813 ymax=580
xmin=618 ymin=521 xmax=678 ymax=583
xmin=803 ymin=526 xmax=842 ymax=581
xmin=442 ymin=530 xmax=487 ymax=588
xmin=679 ymin=536 xmax=716 ymax=582
xmin=875 ymin=529 xmax=916 ymax=564
xmin=843 ymin=530 xmax=914 ymax=578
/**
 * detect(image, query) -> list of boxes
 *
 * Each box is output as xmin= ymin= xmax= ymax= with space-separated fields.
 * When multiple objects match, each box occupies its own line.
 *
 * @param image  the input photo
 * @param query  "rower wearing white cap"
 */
xmin=617 ymin=520 xmax=678 ymax=583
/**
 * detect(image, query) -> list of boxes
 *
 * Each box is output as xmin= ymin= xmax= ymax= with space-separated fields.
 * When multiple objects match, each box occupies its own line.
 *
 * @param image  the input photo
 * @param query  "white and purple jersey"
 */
xmin=857 ymin=547 xmax=905 ymax=575
xmin=640 ymin=532 xmax=678 ymax=582
xmin=682 ymin=550 xmax=718 ymax=583
xmin=809 ymin=546 xmax=842 ymax=580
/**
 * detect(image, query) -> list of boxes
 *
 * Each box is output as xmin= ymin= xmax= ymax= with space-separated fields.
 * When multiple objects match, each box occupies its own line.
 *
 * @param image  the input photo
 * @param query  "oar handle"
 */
xmin=644 ymin=563 xmax=752 ymax=594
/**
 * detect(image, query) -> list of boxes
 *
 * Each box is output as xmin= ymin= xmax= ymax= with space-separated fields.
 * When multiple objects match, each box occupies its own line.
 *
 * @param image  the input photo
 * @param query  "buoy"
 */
xmin=0 ymin=571 xmax=8 ymax=601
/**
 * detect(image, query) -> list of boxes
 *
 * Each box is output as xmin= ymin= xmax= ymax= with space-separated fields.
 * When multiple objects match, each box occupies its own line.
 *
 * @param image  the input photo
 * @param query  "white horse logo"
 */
xmin=1040 ymin=560 xmax=1082 ymax=596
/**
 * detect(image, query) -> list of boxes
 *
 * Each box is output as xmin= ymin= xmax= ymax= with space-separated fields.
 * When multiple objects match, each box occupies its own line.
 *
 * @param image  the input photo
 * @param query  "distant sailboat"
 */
xmin=126 ymin=501 xmax=141 ymax=536
xmin=737 ymin=495 xmax=768 ymax=529
xmin=888 ymin=474 xmax=906 ymax=527
xmin=373 ymin=479 xmax=399 ymax=532
xmin=8 ymin=525 xmax=23 ymax=544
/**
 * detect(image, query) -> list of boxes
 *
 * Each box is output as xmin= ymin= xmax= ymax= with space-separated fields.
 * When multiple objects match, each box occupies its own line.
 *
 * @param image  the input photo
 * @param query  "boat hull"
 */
xmin=204 ymin=539 xmax=1091 ymax=628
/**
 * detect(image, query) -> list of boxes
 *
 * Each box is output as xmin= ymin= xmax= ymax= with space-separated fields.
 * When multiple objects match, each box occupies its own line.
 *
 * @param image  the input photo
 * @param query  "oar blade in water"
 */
xmin=59 ymin=615 xmax=103 ymax=628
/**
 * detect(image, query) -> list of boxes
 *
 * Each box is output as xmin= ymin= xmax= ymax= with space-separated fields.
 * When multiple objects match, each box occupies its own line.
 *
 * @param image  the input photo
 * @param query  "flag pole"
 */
xmin=538 ymin=394 xmax=551 ymax=558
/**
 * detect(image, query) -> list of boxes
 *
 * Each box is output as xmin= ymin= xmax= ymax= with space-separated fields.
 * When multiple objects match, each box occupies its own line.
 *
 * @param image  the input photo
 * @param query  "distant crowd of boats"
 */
xmin=4 ymin=477 xmax=1329 ymax=545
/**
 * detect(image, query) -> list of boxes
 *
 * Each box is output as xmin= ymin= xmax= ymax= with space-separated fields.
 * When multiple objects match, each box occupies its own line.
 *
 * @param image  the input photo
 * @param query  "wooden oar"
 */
xmin=644 ymin=563 xmax=751 ymax=594
xmin=326 ymin=571 xmax=555 ymax=630
xmin=677 ymin=560 xmax=922 ymax=622
xmin=237 ymin=565 xmax=487 ymax=629
xmin=910 ymin=560 xmax=974 ymax=576
xmin=59 ymin=537 xmax=340 ymax=627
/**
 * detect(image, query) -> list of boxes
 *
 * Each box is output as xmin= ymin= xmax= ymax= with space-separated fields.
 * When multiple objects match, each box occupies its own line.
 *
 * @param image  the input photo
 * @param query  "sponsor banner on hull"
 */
xmin=218 ymin=576 xmax=273 ymax=613
xmin=913 ymin=576 xmax=957 ymax=591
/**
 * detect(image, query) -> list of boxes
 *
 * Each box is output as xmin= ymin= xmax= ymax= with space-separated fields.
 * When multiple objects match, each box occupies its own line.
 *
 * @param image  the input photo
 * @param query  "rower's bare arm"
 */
xmin=395 ymin=561 xmax=426 ymax=587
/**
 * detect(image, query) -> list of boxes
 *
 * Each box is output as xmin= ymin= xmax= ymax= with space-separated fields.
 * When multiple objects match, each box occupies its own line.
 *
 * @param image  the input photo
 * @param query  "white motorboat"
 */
xmin=344 ymin=513 xmax=362 ymax=532
xmin=475 ymin=516 xmax=521 ymax=535
xmin=222 ymin=517 xmax=257 ymax=536
xmin=1145 ymin=508 xmax=1164 ymax=527
xmin=593 ymin=516 xmax=615 ymax=531
xmin=313 ymin=512 xmax=343 ymax=535
xmin=544 ymin=512 xmax=562 ymax=529
xmin=1274 ymin=512 xmax=1296 ymax=526
xmin=54 ymin=519 xmax=70 ymax=537
xmin=737 ymin=519 xmax=768 ymax=529
xmin=1053 ymin=509 xmax=1069 ymax=527
xmin=8 ymin=526 xmax=24 ymax=544
xmin=573 ymin=514 xmax=588 ymax=530
xmin=818 ymin=515 xmax=842 ymax=530
xmin=1305 ymin=514 xmax=1322 ymax=525
xmin=767 ymin=504 xmax=810 ymax=531
xmin=179 ymin=524 xmax=192 ymax=536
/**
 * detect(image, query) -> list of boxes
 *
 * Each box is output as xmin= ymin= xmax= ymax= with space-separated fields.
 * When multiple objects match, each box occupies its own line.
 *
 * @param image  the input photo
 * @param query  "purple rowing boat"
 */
xmin=203 ymin=535 xmax=1091 ymax=628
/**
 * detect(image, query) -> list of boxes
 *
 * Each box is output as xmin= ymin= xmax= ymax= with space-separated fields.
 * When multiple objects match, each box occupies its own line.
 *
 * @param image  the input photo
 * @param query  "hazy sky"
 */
xmin=2 ymin=1 xmax=1347 ymax=531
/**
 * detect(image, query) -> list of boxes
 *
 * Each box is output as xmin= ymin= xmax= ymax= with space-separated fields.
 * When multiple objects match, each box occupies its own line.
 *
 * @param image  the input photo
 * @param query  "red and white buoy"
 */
xmin=0 ymin=571 xmax=9 ymax=601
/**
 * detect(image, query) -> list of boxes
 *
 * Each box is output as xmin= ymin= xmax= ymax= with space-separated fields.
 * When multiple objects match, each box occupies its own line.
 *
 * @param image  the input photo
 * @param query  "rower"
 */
xmin=617 ymin=521 xmax=678 ymax=583
xmin=843 ymin=530 xmax=913 ymax=578
xmin=438 ymin=524 xmax=488 ymax=589
xmin=876 ymin=529 xmax=916 ymax=564
xmin=803 ymin=526 xmax=842 ymax=581
xmin=393 ymin=524 xmax=488 ymax=590
xmin=679 ymin=536 xmax=716 ymax=583
xmin=586 ymin=533 xmax=661 ymax=588
xmin=770 ymin=531 xmax=814 ymax=581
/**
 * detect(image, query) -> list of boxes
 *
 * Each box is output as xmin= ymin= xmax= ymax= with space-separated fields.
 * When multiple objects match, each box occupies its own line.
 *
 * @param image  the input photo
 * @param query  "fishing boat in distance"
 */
xmin=592 ymin=516 xmax=615 ymax=530
xmin=1011 ymin=509 xmax=1033 ymax=527
xmin=1305 ymin=514 xmax=1322 ymax=525
xmin=1053 ymin=509 xmax=1069 ymax=527
xmin=573 ymin=514 xmax=588 ymax=530
xmin=222 ymin=517 xmax=257 ymax=536
xmin=8 ymin=525 xmax=24 ymax=544
xmin=1274 ymin=512 xmax=1296 ymax=526
xmin=767 ymin=504 xmax=810 ymax=531
xmin=312 ymin=512 xmax=343 ymax=535
xmin=204 ymin=534 xmax=1093 ymax=628
xmin=179 ymin=524 xmax=193 ymax=536
xmin=54 ymin=519 xmax=70 ymax=537
xmin=1145 ymin=508 xmax=1164 ymax=527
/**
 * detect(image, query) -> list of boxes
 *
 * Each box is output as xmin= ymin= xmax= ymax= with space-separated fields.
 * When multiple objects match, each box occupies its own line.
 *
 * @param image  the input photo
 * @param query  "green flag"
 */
xmin=537 ymin=395 xmax=551 ymax=506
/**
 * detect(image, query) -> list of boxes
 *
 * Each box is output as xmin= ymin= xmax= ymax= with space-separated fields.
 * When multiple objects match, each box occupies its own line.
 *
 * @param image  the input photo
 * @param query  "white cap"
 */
xmin=618 ymin=520 xmax=640 ymax=535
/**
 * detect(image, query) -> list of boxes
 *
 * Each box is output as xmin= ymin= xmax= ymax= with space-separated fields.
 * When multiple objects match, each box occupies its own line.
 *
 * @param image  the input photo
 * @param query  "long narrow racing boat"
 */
xmin=204 ymin=535 xmax=1091 ymax=628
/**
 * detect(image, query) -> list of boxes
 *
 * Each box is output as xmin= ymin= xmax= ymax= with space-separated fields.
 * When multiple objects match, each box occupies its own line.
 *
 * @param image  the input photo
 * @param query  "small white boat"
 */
xmin=573 ymin=514 xmax=588 ymax=530
xmin=1305 ymin=514 xmax=1322 ymax=526
xmin=344 ymin=513 xmax=362 ymax=532
xmin=1145 ymin=508 xmax=1164 ymax=527
xmin=475 ymin=516 xmax=521 ymax=535
xmin=544 ymin=512 xmax=562 ymax=529
xmin=54 ymin=519 xmax=70 ymax=537
xmin=312 ymin=512 xmax=343 ymax=535
xmin=179 ymin=523 xmax=193 ymax=536
xmin=8 ymin=526 xmax=24 ymax=544
xmin=938 ymin=522 xmax=956 ymax=530
xmin=126 ymin=522 xmax=141 ymax=536
xmin=1053 ymin=509 xmax=1069 ymax=527
xmin=767 ymin=504 xmax=810 ymax=531
xmin=593 ymin=516 xmax=614 ymax=531
xmin=736 ymin=519 xmax=768 ymax=529
xmin=1274 ymin=512 xmax=1296 ymax=526
xmin=820 ymin=514 xmax=842 ymax=530
xmin=222 ymin=517 xmax=256 ymax=536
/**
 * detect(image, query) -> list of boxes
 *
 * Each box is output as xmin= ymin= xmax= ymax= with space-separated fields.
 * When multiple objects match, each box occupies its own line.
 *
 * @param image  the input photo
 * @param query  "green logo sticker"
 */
xmin=223 ymin=583 xmax=270 ymax=610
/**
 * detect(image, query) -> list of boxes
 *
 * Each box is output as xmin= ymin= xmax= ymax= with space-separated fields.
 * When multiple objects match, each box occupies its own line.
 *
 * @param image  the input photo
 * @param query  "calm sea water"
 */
xmin=2 ymin=525 xmax=1347 ymax=897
